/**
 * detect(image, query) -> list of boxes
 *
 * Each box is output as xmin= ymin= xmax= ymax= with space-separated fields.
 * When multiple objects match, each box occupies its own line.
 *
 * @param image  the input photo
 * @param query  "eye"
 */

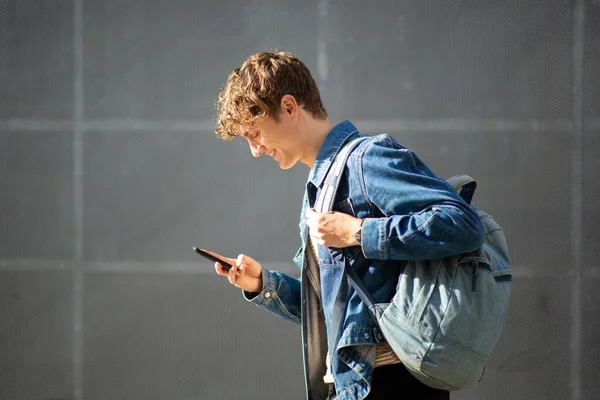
xmin=252 ymin=131 xmax=260 ymax=139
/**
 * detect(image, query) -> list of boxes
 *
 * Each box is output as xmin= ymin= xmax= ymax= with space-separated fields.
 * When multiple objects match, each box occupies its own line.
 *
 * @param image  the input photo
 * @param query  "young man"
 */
xmin=208 ymin=51 xmax=485 ymax=400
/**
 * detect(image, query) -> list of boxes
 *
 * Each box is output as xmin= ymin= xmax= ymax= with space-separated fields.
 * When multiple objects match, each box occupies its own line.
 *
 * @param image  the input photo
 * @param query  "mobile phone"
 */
xmin=193 ymin=247 xmax=234 ymax=270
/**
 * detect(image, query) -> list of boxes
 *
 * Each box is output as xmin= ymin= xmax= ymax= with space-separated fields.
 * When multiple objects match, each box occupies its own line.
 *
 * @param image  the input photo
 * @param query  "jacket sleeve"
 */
xmin=358 ymin=135 xmax=485 ymax=261
xmin=242 ymin=268 xmax=302 ymax=324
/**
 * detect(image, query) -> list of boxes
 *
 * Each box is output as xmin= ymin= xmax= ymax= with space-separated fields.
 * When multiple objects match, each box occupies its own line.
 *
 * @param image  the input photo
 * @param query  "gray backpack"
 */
xmin=316 ymin=137 xmax=512 ymax=391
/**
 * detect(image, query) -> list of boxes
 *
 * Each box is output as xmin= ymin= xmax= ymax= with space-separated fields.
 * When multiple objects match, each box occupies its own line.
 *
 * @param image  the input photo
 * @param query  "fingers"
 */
xmin=215 ymin=261 xmax=243 ymax=288
xmin=230 ymin=252 xmax=260 ymax=287
xmin=305 ymin=208 xmax=326 ymax=243
xmin=214 ymin=262 xmax=229 ymax=276
xmin=219 ymin=254 xmax=247 ymax=287
xmin=305 ymin=208 xmax=326 ymax=231
xmin=305 ymin=208 xmax=318 ymax=233
xmin=214 ymin=262 xmax=242 ymax=276
xmin=227 ymin=257 xmax=244 ymax=287
xmin=214 ymin=252 xmax=260 ymax=291
xmin=207 ymin=249 xmax=241 ymax=280
xmin=236 ymin=253 xmax=256 ymax=272
xmin=305 ymin=207 xmax=316 ymax=218
xmin=227 ymin=264 xmax=238 ymax=286
xmin=305 ymin=208 xmax=335 ymax=230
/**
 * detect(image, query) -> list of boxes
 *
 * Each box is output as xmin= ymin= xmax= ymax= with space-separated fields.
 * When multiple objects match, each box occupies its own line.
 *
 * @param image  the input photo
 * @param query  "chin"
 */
xmin=278 ymin=158 xmax=296 ymax=170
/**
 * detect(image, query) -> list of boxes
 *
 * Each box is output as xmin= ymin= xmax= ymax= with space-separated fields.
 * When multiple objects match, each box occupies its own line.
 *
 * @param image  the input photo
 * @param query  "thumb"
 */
xmin=236 ymin=253 xmax=258 ymax=268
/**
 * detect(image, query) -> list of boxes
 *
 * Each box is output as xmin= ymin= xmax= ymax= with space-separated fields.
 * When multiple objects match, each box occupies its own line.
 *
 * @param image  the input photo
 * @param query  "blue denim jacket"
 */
xmin=243 ymin=121 xmax=485 ymax=399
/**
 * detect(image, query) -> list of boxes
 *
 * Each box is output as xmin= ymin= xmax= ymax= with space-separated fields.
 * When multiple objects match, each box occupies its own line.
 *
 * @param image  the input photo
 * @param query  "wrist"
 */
xmin=353 ymin=218 xmax=365 ymax=246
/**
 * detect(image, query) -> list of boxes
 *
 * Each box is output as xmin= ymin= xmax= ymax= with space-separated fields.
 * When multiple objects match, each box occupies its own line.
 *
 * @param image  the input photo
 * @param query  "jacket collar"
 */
xmin=307 ymin=120 xmax=360 ymax=189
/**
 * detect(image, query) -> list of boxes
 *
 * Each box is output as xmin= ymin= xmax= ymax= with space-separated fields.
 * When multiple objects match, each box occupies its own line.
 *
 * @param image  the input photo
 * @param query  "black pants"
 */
xmin=326 ymin=363 xmax=450 ymax=400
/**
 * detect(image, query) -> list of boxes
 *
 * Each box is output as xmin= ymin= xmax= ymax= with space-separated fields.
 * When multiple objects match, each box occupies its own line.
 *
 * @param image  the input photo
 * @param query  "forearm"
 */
xmin=361 ymin=202 xmax=485 ymax=260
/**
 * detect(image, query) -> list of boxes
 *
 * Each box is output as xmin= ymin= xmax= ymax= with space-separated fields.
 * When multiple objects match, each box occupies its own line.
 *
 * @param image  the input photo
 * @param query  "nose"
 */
xmin=247 ymin=138 xmax=265 ymax=158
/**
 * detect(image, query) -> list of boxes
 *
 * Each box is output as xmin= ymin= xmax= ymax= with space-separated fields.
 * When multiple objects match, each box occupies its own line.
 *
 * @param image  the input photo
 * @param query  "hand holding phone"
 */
xmin=193 ymin=247 xmax=234 ymax=270
xmin=193 ymin=247 xmax=264 ymax=293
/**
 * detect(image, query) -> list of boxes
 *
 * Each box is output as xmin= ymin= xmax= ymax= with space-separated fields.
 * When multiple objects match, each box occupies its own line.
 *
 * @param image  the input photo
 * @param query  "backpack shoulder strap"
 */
xmin=314 ymin=137 xmax=368 ymax=213
xmin=446 ymin=174 xmax=477 ymax=205
xmin=313 ymin=136 xmax=381 ymax=320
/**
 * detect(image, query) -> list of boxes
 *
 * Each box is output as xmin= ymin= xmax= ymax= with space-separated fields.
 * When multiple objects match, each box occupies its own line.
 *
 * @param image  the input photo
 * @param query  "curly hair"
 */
xmin=215 ymin=51 xmax=328 ymax=140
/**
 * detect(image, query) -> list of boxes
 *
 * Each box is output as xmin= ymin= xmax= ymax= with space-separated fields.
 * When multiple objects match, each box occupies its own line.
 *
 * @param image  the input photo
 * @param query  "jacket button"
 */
xmin=377 ymin=333 xmax=383 ymax=340
xmin=264 ymin=292 xmax=271 ymax=299
xmin=364 ymin=333 xmax=370 ymax=339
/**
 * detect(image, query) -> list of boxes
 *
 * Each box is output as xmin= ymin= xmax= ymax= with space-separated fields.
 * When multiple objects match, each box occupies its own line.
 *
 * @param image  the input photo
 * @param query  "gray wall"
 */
xmin=0 ymin=1 xmax=598 ymax=399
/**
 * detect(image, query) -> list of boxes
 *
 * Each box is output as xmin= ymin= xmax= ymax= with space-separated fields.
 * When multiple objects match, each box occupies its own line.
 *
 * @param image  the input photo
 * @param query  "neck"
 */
xmin=299 ymin=117 xmax=335 ymax=168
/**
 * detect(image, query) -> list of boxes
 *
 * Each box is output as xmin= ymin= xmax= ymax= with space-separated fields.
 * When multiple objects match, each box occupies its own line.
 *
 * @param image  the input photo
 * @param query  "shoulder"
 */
xmin=350 ymin=132 xmax=406 ymax=154
xmin=349 ymin=133 xmax=417 ymax=169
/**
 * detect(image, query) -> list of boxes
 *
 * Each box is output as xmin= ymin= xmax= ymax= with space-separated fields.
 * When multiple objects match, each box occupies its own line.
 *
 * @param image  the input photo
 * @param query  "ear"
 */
xmin=280 ymin=94 xmax=299 ymax=118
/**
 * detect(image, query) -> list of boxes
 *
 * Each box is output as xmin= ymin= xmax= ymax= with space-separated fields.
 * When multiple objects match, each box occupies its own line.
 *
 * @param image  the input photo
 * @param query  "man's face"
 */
xmin=240 ymin=110 xmax=301 ymax=170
